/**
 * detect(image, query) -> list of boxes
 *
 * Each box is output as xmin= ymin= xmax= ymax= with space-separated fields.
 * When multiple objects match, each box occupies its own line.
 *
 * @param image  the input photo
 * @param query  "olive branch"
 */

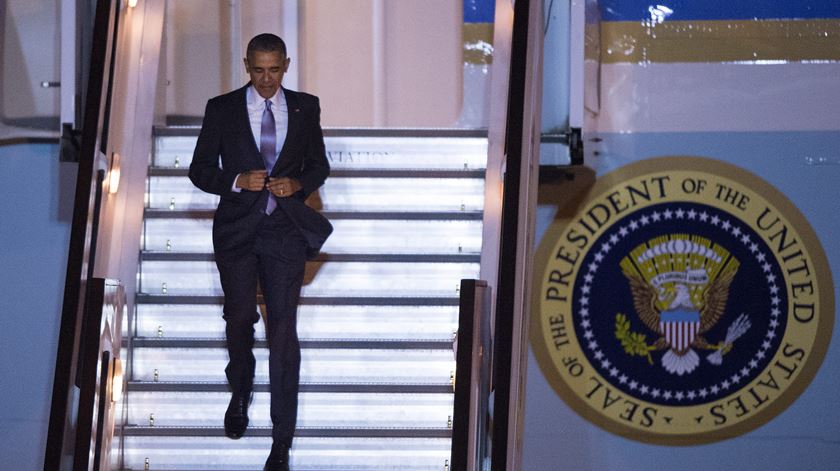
xmin=615 ymin=313 xmax=655 ymax=365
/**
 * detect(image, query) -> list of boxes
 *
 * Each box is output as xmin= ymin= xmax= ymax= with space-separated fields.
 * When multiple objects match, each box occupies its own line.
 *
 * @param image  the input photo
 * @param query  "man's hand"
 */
xmin=235 ymin=170 xmax=268 ymax=191
xmin=267 ymin=177 xmax=302 ymax=198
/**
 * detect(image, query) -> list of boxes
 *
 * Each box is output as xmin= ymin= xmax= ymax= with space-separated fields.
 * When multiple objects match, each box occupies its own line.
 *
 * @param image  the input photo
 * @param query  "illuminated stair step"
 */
xmin=135 ymin=304 xmax=458 ymax=340
xmin=147 ymin=176 xmax=485 ymax=212
xmin=132 ymin=348 xmax=455 ymax=383
xmin=149 ymin=167 xmax=487 ymax=179
xmin=135 ymin=295 xmax=460 ymax=306
xmin=153 ymin=132 xmax=488 ymax=170
xmin=144 ymin=208 xmax=484 ymax=220
xmin=123 ymin=426 xmax=450 ymax=438
xmin=127 ymin=382 xmax=453 ymax=394
xmin=127 ymin=391 xmax=453 ymax=428
xmin=119 ymin=435 xmax=452 ymax=470
xmin=142 ymin=218 xmax=482 ymax=254
xmin=140 ymin=252 xmax=480 ymax=263
xmin=131 ymin=338 xmax=453 ymax=350
xmin=139 ymin=261 xmax=479 ymax=297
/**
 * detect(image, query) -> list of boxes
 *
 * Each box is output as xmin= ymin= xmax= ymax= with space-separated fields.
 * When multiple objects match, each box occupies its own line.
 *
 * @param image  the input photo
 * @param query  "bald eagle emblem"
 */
xmin=618 ymin=235 xmax=750 ymax=375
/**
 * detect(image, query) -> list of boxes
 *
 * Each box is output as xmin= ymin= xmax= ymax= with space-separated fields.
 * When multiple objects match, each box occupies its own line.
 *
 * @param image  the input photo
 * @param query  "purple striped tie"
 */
xmin=260 ymin=99 xmax=277 ymax=214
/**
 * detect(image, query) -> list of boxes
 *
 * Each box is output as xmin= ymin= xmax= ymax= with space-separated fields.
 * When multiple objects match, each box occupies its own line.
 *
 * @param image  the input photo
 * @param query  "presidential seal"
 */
xmin=531 ymin=157 xmax=834 ymax=445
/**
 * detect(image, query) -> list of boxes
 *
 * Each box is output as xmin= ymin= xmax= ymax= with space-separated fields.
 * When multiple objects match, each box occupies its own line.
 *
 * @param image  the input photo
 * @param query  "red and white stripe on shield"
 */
xmin=659 ymin=315 xmax=700 ymax=353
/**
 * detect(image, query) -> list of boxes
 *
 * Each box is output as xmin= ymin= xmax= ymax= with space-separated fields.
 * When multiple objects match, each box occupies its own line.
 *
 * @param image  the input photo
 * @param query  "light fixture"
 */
xmin=107 ymin=152 xmax=121 ymax=194
xmin=111 ymin=358 xmax=124 ymax=402
xmin=127 ymin=0 xmax=138 ymax=8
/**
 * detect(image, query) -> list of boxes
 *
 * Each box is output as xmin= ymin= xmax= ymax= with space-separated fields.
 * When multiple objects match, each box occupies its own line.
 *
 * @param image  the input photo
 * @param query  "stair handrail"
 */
xmin=45 ymin=0 xmax=122 ymax=468
xmin=451 ymin=279 xmax=493 ymax=471
xmin=72 ymin=278 xmax=125 ymax=471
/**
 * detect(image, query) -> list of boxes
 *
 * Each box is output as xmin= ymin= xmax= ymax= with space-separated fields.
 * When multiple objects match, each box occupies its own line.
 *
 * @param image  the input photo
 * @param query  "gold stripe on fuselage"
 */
xmin=601 ymin=19 xmax=840 ymax=63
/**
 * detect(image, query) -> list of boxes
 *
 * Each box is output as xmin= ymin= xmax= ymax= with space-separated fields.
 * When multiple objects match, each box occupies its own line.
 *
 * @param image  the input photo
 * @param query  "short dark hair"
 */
xmin=246 ymin=33 xmax=287 ymax=59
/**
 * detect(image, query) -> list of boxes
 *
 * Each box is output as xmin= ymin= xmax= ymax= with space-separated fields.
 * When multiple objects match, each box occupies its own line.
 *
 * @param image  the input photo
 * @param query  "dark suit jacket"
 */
xmin=189 ymin=84 xmax=331 ymax=258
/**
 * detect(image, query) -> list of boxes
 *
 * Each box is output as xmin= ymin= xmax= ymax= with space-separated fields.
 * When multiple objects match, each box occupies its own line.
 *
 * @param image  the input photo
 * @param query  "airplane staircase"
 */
xmin=113 ymin=127 xmax=488 ymax=470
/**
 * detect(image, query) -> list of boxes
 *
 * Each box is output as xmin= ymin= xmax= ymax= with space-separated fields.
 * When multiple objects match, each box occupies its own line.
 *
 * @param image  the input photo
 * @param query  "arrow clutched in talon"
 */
xmin=707 ymin=313 xmax=751 ymax=365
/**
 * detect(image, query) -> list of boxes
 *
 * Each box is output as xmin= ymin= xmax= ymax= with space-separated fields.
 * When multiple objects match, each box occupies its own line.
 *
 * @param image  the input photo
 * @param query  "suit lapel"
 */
xmin=234 ymin=84 xmax=265 ymax=169
xmin=274 ymin=88 xmax=301 ymax=175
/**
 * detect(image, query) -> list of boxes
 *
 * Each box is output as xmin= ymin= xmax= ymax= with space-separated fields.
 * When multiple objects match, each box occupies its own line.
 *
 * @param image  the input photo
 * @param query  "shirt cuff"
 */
xmin=231 ymin=173 xmax=242 ymax=192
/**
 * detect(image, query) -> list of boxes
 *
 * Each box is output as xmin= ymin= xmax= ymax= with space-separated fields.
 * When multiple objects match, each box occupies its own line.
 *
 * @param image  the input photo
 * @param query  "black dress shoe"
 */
xmin=264 ymin=442 xmax=290 ymax=471
xmin=224 ymin=391 xmax=252 ymax=439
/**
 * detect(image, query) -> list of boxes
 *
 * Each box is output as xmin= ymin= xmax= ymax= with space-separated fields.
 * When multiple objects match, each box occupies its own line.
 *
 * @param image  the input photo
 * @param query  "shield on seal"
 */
xmin=659 ymin=309 xmax=701 ymax=353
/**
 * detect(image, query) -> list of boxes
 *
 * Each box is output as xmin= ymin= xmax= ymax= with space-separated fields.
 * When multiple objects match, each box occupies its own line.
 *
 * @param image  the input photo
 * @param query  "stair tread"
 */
xmin=154 ymin=125 xmax=488 ymax=138
xmin=149 ymin=167 xmax=486 ymax=178
xmin=140 ymin=252 xmax=480 ymax=262
xmin=144 ymin=208 xmax=484 ymax=220
xmin=132 ymin=337 xmax=452 ymax=350
xmin=121 ymin=425 xmax=452 ymax=438
xmin=136 ymin=294 xmax=460 ymax=306
xmin=127 ymin=381 xmax=453 ymax=394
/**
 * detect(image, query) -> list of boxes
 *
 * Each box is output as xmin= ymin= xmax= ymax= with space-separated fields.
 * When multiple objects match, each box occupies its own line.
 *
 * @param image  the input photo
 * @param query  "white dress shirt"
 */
xmin=232 ymin=85 xmax=288 ymax=192
xmin=247 ymin=84 xmax=288 ymax=154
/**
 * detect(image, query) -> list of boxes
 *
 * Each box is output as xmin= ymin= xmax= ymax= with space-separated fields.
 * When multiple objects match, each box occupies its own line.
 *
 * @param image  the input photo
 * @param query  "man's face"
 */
xmin=244 ymin=50 xmax=290 ymax=99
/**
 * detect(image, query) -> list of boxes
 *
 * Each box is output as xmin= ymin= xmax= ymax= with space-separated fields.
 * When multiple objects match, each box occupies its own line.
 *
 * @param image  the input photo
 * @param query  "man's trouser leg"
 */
xmin=216 ymin=252 xmax=261 ymax=396
xmin=255 ymin=214 xmax=307 ymax=446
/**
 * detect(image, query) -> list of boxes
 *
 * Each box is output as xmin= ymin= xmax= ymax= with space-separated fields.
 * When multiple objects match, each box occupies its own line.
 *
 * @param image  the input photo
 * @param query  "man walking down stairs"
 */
xmin=188 ymin=33 xmax=331 ymax=470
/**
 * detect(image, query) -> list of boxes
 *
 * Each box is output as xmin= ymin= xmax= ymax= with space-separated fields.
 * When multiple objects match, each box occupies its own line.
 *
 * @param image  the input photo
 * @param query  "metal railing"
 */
xmin=73 ymin=278 xmax=126 ymax=471
xmin=451 ymin=279 xmax=493 ymax=471
xmin=46 ymin=0 xmax=122 ymax=467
